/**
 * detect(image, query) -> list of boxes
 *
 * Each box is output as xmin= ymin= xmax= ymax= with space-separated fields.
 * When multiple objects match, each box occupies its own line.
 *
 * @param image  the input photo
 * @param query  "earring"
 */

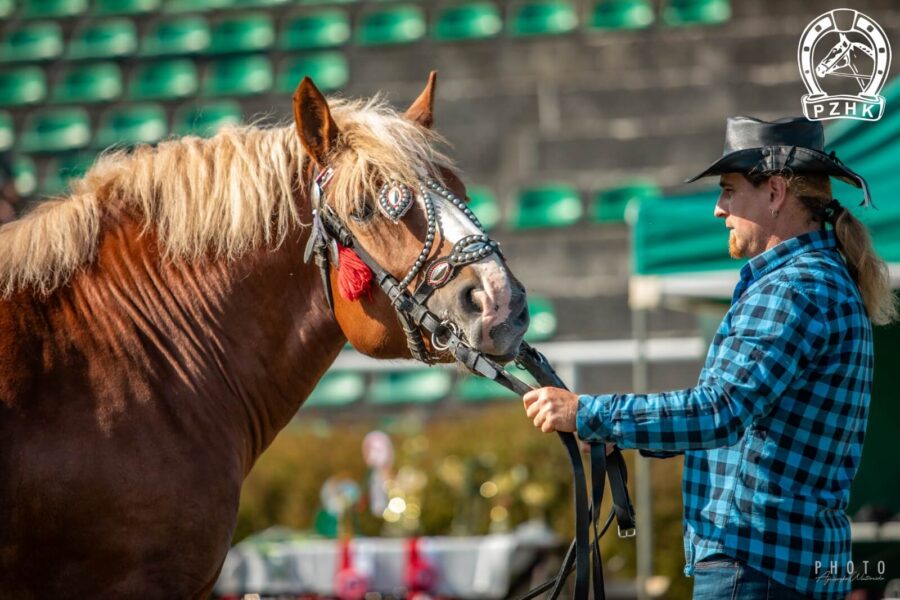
xmin=771 ymin=208 xmax=779 ymax=218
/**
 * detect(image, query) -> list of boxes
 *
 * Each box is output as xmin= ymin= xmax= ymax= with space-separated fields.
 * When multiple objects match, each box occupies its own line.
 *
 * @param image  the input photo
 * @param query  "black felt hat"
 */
xmin=685 ymin=116 xmax=872 ymax=207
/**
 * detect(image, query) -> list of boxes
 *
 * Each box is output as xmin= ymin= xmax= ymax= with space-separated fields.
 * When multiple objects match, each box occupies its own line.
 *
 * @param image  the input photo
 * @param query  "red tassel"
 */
xmin=337 ymin=244 xmax=373 ymax=302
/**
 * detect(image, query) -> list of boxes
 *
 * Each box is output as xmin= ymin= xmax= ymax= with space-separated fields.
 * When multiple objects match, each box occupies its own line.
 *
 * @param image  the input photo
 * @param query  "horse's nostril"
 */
xmin=461 ymin=286 xmax=481 ymax=314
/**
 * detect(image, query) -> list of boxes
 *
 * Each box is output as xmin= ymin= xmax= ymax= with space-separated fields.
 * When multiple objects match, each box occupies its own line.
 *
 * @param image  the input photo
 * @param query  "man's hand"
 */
xmin=523 ymin=386 xmax=579 ymax=433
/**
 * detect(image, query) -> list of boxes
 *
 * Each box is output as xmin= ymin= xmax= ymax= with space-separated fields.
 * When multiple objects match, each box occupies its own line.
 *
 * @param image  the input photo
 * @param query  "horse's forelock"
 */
xmin=325 ymin=97 xmax=455 ymax=222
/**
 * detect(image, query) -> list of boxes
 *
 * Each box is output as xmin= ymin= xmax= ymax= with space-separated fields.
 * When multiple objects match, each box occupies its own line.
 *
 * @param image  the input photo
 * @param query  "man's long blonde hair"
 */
xmin=747 ymin=172 xmax=897 ymax=325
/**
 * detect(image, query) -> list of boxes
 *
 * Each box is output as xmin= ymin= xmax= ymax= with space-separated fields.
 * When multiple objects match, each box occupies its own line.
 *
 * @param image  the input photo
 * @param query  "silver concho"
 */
xmin=425 ymin=259 xmax=454 ymax=288
xmin=378 ymin=180 xmax=414 ymax=223
xmin=462 ymin=241 xmax=488 ymax=254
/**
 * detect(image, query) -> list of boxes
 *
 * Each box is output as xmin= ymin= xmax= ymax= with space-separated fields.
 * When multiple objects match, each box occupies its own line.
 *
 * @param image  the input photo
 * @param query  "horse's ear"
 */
xmin=404 ymin=71 xmax=437 ymax=129
xmin=293 ymin=77 xmax=341 ymax=167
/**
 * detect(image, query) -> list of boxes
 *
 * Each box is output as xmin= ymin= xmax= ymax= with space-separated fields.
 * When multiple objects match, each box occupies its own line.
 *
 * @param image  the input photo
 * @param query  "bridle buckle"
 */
xmin=431 ymin=320 xmax=461 ymax=352
xmin=617 ymin=525 xmax=637 ymax=539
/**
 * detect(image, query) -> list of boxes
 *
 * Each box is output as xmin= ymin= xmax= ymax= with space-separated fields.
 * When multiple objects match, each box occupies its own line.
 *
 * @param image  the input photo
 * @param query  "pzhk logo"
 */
xmin=798 ymin=9 xmax=891 ymax=121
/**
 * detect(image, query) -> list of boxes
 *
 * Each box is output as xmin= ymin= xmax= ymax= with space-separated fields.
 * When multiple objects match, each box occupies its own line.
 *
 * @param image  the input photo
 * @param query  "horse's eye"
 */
xmin=350 ymin=200 xmax=375 ymax=223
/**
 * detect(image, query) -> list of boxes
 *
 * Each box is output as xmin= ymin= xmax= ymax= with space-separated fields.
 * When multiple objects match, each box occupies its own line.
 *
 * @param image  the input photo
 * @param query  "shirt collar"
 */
xmin=733 ymin=229 xmax=837 ymax=302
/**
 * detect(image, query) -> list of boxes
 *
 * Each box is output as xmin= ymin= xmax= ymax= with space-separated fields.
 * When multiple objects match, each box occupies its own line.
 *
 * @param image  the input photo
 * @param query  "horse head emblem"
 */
xmin=815 ymin=32 xmax=876 ymax=90
xmin=798 ymin=9 xmax=891 ymax=121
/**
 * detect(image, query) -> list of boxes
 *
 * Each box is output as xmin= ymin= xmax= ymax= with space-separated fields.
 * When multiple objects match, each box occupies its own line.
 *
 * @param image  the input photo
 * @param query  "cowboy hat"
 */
xmin=685 ymin=116 xmax=872 ymax=206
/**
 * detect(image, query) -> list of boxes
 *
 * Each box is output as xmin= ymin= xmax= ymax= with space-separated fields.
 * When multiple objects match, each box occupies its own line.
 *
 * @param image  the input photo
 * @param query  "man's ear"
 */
xmin=768 ymin=175 xmax=789 ymax=211
xmin=293 ymin=77 xmax=340 ymax=167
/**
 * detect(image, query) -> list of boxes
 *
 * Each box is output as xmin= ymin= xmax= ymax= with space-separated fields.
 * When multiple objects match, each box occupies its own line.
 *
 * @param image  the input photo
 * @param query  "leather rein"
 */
xmin=305 ymin=166 xmax=636 ymax=599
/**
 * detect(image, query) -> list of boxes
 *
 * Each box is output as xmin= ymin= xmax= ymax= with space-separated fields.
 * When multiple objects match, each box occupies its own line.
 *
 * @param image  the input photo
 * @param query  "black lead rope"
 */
xmin=483 ymin=344 xmax=638 ymax=600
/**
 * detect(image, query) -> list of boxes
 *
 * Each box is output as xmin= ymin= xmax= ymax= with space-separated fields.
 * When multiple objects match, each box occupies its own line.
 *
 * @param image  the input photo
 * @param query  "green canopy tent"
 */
xmin=626 ymin=83 xmax=900 ymax=591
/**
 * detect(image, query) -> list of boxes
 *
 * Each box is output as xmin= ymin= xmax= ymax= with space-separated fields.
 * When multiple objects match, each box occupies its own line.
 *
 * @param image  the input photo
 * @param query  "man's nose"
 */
xmin=714 ymin=202 xmax=727 ymax=219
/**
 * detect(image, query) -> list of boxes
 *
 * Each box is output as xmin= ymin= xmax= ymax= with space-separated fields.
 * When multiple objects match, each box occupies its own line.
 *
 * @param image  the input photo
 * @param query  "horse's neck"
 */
xmin=60 ymin=212 xmax=345 ymax=465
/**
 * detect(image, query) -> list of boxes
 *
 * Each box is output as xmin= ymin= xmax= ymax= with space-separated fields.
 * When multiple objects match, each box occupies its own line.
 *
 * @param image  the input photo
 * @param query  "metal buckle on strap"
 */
xmin=430 ymin=320 xmax=461 ymax=352
xmin=617 ymin=525 xmax=636 ymax=539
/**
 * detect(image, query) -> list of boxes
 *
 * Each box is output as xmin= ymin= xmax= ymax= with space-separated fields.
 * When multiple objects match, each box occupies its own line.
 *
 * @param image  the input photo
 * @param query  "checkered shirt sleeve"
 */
xmin=577 ymin=278 xmax=827 ymax=449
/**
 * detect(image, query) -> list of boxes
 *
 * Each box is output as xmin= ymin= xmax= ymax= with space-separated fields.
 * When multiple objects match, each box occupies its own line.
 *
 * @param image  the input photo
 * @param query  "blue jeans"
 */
xmin=692 ymin=555 xmax=813 ymax=600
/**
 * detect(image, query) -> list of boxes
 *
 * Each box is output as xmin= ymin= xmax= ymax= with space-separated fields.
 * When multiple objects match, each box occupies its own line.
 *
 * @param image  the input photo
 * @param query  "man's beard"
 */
xmin=728 ymin=230 xmax=745 ymax=259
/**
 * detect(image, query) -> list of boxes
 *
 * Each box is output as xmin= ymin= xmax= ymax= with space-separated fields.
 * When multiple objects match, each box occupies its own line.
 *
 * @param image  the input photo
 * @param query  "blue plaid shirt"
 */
xmin=578 ymin=230 xmax=873 ymax=599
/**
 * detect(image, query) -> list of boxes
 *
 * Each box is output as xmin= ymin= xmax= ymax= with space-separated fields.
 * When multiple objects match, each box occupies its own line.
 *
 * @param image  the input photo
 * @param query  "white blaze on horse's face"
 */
xmin=422 ymin=189 xmax=524 ymax=357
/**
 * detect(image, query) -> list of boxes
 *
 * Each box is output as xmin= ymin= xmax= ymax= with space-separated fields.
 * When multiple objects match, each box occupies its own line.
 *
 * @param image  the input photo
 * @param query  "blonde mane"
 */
xmin=0 ymin=96 xmax=454 ymax=298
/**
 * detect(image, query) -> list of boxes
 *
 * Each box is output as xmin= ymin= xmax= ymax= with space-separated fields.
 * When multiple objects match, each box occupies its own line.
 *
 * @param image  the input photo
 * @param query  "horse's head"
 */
xmin=816 ymin=33 xmax=851 ymax=78
xmin=293 ymin=73 xmax=529 ymax=363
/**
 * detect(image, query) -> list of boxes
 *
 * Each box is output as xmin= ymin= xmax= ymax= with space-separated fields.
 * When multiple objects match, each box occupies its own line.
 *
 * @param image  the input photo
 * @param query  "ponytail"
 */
xmin=831 ymin=208 xmax=897 ymax=325
xmin=745 ymin=172 xmax=898 ymax=325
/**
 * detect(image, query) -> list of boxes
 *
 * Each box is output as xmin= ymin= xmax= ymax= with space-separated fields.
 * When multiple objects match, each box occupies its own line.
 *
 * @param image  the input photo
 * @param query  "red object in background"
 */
xmin=405 ymin=537 xmax=438 ymax=600
xmin=337 ymin=244 xmax=373 ymax=302
xmin=334 ymin=539 xmax=368 ymax=600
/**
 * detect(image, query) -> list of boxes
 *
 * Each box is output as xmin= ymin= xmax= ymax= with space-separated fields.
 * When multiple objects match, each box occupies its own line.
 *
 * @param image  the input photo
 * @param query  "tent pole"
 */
xmin=632 ymin=306 xmax=653 ymax=600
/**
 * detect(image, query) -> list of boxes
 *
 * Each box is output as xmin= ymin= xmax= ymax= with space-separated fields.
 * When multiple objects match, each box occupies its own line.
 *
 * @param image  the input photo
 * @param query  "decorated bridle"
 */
xmin=305 ymin=166 xmax=502 ymax=364
xmin=305 ymin=164 xmax=636 ymax=600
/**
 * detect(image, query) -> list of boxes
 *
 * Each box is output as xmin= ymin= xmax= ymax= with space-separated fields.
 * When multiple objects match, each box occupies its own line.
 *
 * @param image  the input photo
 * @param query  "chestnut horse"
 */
xmin=0 ymin=74 xmax=529 ymax=598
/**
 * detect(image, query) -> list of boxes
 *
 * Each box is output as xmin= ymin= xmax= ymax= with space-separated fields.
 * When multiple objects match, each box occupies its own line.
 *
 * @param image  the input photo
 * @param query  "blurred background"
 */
xmin=2 ymin=0 xmax=899 ymax=598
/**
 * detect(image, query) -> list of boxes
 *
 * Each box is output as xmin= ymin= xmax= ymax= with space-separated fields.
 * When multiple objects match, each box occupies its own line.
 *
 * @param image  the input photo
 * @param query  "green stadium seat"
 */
xmin=164 ymin=0 xmax=233 ymax=13
xmin=94 ymin=0 xmax=160 ymax=15
xmin=509 ymin=0 xmax=577 ymax=37
xmin=524 ymin=295 xmax=557 ymax=342
xmin=208 ymin=14 xmax=275 ymax=54
xmin=298 ymin=0 xmax=355 ymax=6
xmin=203 ymin=55 xmax=272 ymax=96
xmin=280 ymin=10 xmax=350 ymax=50
xmin=277 ymin=52 xmax=348 ymax=93
xmin=357 ymin=5 xmax=426 ymax=46
xmin=0 ymin=0 xmax=14 ymax=18
xmin=20 ymin=0 xmax=86 ymax=18
xmin=588 ymin=0 xmax=653 ymax=30
xmin=231 ymin=0 xmax=287 ymax=8
xmin=174 ymin=100 xmax=242 ymax=135
xmin=456 ymin=375 xmax=517 ymax=402
xmin=466 ymin=186 xmax=500 ymax=231
xmin=141 ymin=17 xmax=211 ymax=56
xmin=10 ymin=155 xmax=38 ymax=197
xmin=95 ymin=104 xmax=167 ymax=149
xmin=67 ymin=19 xmax=138 ymax=60
xmin=433 ymin=2 xmax=502 ymax=41
xmin=130 ymin=59 xmax=199 ymax=100
xmin=0 ymin=67 xmax=47 ymax=106
xmin=305 ymin=371 xmax=366 ymax=408
xmin=662 ymin=0 xmax=730 ymax=26
xmin=510 ymin=184 xmax=582 ymax=229
xmin=0 ymin=22 xmax=64 ymax=62
xmin=52 ymin=62 xmax=123 ymax=103
xmin=369 ymin=369 xmax=453 ymax=404
xmin=590 ymin=180 xmax=659 ymax=223
xmin=41 ymin=152 xmax=96 ymax=196
xmin=20 ymin=108 xmax=91 ymax=153
xmin=0 ymin=112 xmax=12 ymax=150
xmin=456 ymin=368 xmax=537 ymax=402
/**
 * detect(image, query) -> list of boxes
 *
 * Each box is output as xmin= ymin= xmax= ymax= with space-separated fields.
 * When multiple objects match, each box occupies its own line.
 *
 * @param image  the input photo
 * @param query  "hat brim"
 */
xmin=684 ymin=146 xmax=865 ymax=190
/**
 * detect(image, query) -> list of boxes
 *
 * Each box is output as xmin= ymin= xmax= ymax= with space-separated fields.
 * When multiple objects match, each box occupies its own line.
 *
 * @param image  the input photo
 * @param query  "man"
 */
xmin=523 ymin=116 xmax=896 ymax=599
